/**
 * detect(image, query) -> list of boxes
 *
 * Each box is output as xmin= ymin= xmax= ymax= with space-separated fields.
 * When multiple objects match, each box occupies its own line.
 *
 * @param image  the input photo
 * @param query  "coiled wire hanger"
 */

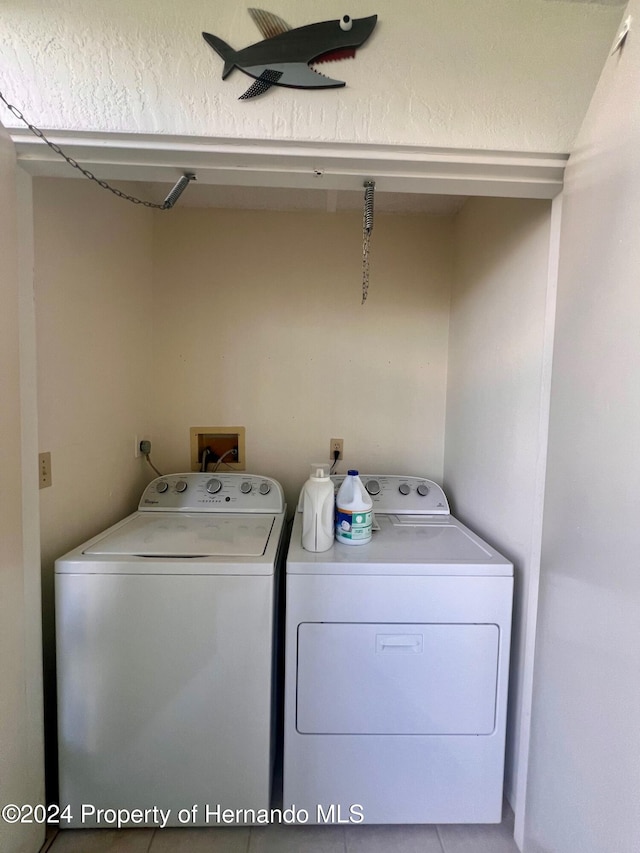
xmin=362 ymin=180 xmax=375 ymax=304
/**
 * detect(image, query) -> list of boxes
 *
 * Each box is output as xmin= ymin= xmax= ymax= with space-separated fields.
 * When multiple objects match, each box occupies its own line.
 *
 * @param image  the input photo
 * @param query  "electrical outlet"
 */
xmin=330 ymin=438 xmax=344 ymax=460
xmin=134 ymin=436 xmax=151 ymax=458
xmin=39 ymin=452 xmax=52 ymax=489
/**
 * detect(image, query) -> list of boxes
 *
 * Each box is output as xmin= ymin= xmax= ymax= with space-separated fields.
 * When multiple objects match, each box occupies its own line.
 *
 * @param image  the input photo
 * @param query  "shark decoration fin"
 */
xmin=239 ymin=68 xmax=284 ymax=100
xmin=202 ymin=32 xmax=238 ymax=79
xmin=248 ymin=8 xmax=291 ymax=39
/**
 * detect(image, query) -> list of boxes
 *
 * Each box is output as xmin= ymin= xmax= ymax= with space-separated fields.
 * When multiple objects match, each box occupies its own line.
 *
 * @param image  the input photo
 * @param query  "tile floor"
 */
xmin=43 ymin=804 xmax=519 ymax=853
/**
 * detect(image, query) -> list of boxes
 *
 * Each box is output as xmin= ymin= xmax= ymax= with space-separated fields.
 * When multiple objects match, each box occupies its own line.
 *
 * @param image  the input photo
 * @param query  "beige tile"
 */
xmin=150 ymin=827 xmax=249 ymax=852
xmin=50 ymin=829 xmax=154 ymax=852
xmin=436 ymin=801 xmax=518 ymax=853
xmin=249 ymin=823 xmax=346 ymax=853
xmin=436 ymin=822 xmax=519 ymax=853
xmin=345 ymin=824 xmax=444 ymax=853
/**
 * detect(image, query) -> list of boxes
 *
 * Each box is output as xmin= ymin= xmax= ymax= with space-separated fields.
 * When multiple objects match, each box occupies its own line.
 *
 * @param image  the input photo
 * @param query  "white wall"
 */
xmin=0 ymin=0 xmax=623 ymax=152
xmin=0 ymin=123 xmax=44 ymax=853
xmin=151 ymin=207 xmax=453 ymax=509
xmin=444 ymin=197 xmax=553 ymax=823
xmin=524 ymin=3 xmax=640 ymax=851
xmin=33 ymin=177 xmax=155 ymax=792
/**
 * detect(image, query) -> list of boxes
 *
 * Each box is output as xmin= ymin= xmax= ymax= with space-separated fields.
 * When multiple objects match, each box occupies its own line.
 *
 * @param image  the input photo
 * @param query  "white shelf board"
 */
xmin=10 ymin=129 xmax=567 ymax=200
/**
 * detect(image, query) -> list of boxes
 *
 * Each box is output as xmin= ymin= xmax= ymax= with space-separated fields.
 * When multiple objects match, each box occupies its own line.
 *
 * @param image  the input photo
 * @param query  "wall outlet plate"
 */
xmin=330 ymin=438 xmax=344 ymax=460
xmin=39 ymin=452 xmax=52 ymax=489
xmin=190 ymin=426 xmax=245 ymax=472
xmin=134 ymin=435 xmax=151 ymax=458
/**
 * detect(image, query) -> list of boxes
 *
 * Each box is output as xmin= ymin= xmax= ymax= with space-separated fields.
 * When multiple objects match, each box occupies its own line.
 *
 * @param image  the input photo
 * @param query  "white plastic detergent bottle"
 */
xmin=335 ymin=470 xmax=373 ymax=545
xmin=301 ymin=463 xmax=335 ymax=552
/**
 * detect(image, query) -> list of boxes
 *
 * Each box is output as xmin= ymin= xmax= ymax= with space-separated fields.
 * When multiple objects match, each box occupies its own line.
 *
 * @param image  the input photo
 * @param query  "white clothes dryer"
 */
xmin=55 ymin=472 xmax=287 ymax=827
xmin=283 ymin=475 xmax=513 ymax=824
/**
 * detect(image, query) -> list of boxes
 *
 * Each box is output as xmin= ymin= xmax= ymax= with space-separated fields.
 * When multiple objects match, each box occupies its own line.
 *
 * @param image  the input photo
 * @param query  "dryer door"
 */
xmin=296 ymin=622 xmax=499 ymax=735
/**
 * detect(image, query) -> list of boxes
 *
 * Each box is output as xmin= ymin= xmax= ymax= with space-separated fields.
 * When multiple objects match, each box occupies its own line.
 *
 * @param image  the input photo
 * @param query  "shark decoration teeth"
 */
xmin=202 ymin=8 xmax=378 ymax=100
xmin=313 ymin=48 xmax=357 ymax=64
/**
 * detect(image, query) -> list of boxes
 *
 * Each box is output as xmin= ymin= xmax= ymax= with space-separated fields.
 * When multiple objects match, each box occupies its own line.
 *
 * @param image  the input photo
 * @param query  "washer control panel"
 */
xmin=139 ymin=473 xmax=284 ymax=513
xmin=330 ymin=474 xmax=450 ymax=515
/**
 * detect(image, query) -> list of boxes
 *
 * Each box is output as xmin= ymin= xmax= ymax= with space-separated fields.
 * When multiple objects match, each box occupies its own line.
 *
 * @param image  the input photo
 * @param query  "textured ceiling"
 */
xmin=0 ymin=0 xmax=625 ymax=153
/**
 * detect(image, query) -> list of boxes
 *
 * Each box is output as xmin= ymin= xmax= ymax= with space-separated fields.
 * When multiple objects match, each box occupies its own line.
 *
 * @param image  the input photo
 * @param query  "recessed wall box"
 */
xmin=190 ymin=427 xmax=245 ymax=472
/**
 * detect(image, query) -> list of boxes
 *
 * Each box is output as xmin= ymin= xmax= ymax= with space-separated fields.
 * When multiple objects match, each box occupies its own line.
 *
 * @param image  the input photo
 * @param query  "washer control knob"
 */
xmin=366 ymin=479 xmax=381 ymax=496
xmin=399 ymin=483 xmax=411 ymax=496
xmin=259 ymin=482 xmax=271 ymax=495
xmin=156 ymin=481 xmax=169 ymax=494
xmin=206 ymin=478 xmax=222 ymax=494
xmin=417 ymin=483 xmax=430 ymax=497
xmin=175 ymin=480 xmax=188 ymax=493
xmin=240 ymin=481 xmax=252 ymax=494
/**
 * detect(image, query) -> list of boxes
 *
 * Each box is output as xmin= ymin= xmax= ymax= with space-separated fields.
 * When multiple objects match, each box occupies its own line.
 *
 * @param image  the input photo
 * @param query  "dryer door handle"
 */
xmin=376 ymin=634 xmax=424 ymax=654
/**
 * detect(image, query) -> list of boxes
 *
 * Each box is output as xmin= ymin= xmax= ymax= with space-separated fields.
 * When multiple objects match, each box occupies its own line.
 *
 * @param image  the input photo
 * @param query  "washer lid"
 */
xmin=83 ymin=513 xmax=277 ymax=558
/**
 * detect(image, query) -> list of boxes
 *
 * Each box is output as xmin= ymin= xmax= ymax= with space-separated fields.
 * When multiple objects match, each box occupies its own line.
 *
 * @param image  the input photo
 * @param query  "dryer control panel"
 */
xmin=333 ymin=475 xmax=449 ymax=515
xmin=140 ymin=473 xmax=285 ymax=513
xmin=297 ymin=475 xmax=450 ymax=515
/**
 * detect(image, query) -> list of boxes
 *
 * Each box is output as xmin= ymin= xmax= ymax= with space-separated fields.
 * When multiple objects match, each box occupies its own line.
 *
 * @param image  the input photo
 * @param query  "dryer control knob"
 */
xmin=240 ymin=481 xmax=252 ymax=494
xmin=259 ymin=482 xmax=271 ymax=495
xmin=156 ymin=481 xmax=169 ymax=494
xmin=366 ymin=479 xmax=381 ymax=495
xmin=399 ymin=483 xmax=411 ymax=495
xmin=175 ymin=480 xmax=188 ymax=493
xmin=206 ymin=478 xmax=222 ymax=494
xmin=417 ymin=483 xmax=430 ymax=496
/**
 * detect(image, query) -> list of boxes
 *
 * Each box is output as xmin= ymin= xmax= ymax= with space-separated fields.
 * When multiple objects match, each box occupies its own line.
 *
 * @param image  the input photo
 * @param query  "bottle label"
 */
xmin=335 ymin=509 xmax=372 ymax=541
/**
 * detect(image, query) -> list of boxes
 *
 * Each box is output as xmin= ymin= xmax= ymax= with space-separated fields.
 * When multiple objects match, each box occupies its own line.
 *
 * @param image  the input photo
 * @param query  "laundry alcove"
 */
xmin=13 ymin=132 xmax=564 ymax=848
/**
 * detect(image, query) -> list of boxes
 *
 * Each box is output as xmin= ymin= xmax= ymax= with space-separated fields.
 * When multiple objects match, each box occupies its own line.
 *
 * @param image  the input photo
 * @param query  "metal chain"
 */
xmin=362 ymin=224 xmax=371 ymax=305
xmin=0 ymin=90 xmax=171 ymax=209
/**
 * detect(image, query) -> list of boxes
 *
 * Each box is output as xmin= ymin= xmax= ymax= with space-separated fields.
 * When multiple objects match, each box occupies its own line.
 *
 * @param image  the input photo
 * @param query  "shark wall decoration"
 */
xmin=203 ymin=8 xmax=378 ymax=100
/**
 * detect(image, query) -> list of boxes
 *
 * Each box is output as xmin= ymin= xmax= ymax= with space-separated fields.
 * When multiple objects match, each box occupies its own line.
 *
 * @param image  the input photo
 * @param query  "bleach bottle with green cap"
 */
xmin=335 ymin=470 xmax=373 ymax=545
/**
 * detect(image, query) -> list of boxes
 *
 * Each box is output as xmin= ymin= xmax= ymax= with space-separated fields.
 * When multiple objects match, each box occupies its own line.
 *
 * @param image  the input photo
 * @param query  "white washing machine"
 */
xmin=55 ymin=472 xmax=287 ymax=827
xmin=283 ymin=475 xmax=513 ymax=824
